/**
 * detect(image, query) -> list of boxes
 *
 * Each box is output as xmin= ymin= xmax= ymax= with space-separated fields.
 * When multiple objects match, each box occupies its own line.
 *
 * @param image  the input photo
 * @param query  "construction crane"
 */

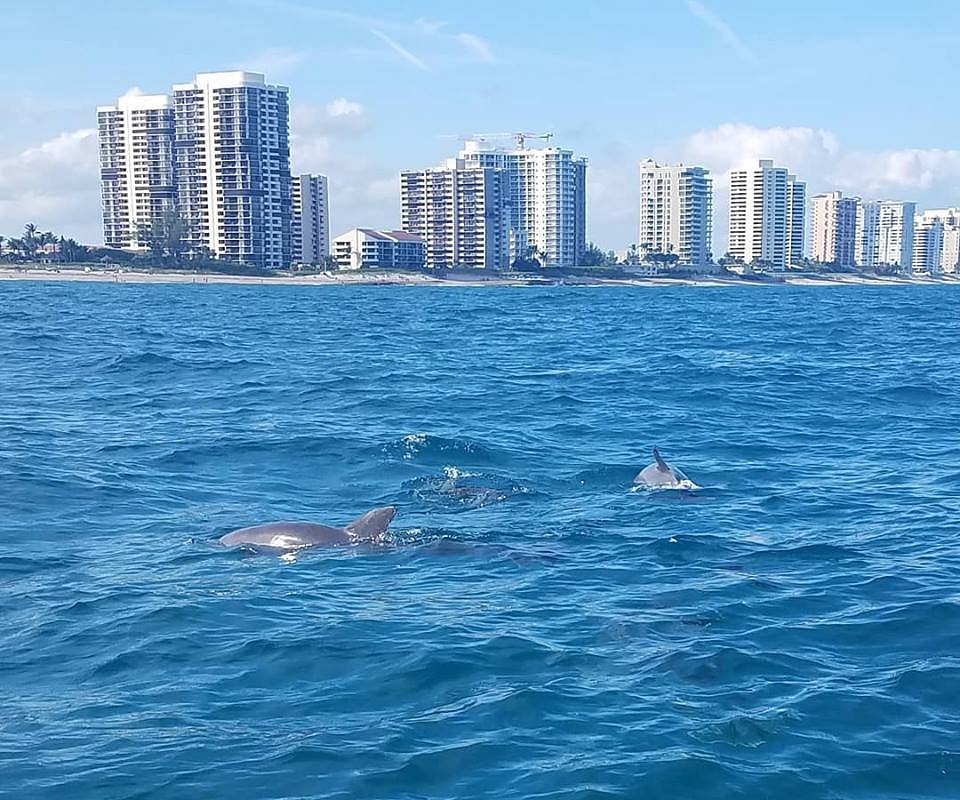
xmin=452 ymin=132 xmax=554 ymax=149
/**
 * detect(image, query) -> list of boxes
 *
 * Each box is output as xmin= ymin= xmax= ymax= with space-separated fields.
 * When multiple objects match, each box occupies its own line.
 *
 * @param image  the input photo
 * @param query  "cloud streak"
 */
xmin=686 ymin=1 xmax=759 ymax=65
xmin=456 ymin=33 xmax=496 ymax=64
xmin=367 ymin=27 xmax=429 ymax=71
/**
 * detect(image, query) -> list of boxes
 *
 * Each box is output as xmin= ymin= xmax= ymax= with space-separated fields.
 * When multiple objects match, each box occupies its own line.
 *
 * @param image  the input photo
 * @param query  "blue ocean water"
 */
xmin=2 ymin=281 xmax=960 ymax=799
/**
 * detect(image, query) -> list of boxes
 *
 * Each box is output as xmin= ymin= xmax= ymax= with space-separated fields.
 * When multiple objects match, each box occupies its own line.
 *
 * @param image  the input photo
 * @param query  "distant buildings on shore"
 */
xmin=399 ymin=136 xmax=587 ymax=269
xmin=94 ymin=69 xmax=957 ymax=275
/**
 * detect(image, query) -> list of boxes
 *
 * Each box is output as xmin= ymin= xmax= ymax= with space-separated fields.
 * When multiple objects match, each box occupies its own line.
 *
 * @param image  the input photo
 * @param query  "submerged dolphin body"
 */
xmin=633 ymin=448 xmax=697 ymax=490
xmin=219 ymin=506 xmax=396 ymax=551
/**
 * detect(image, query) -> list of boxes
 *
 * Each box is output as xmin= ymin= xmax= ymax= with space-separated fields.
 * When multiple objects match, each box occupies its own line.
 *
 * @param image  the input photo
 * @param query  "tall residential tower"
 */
xmin=458 ymin=138 xmax=587 ymax=267
xmin=637 ymin=160 xmax=712 ymax=264
xmin=400 ymin=158 xmax=510 ymax=269
xmin=97 ymin=93 xmax=176 ymax=250
xmin=292 ymin=174 xmax=330 ymax=265
xmin=172 ymin=71 xmax=291 ymax=269
xmin=729 ymin=160 xmax=787 ymax=269
xmin=811 ymin=191 xmax=858 ymax=267
xmin=876 ymin=200 xmax=916 ymax=272
xmin=913 ymin=208 xmax=960 ymax=274
xmin=786 ymin=174 xmax=807 ymax=267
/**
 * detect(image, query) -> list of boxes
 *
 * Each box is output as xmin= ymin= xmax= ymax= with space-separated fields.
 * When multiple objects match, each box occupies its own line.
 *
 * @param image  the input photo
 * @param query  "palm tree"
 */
xmin=6 ymin=238 xmax=22 ymax=259
xmin=36 ymin=231 xmax=55 ymax=260
xmin=22 ymin=223 xmax=38 ymax=259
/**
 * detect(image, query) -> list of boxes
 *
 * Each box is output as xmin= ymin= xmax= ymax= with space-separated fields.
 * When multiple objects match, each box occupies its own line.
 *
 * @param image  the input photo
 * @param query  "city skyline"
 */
xmin=2 ymin=1 xmax=960 ymax=251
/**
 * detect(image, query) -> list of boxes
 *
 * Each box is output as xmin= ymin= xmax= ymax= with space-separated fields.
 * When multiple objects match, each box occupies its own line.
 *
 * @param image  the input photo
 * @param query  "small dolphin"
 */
xmin=220 ymin=506 xmax=396 ymax=551
xmin=633 ymin=448 xmax=697 ymax=490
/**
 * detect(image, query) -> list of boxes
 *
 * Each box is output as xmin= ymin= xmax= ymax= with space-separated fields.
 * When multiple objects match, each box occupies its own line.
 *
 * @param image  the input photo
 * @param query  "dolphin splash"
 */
xmin=219 ymin=506 xmax=396 ymax=552
xmin=633 ymin=448 xmax=699 ymax=490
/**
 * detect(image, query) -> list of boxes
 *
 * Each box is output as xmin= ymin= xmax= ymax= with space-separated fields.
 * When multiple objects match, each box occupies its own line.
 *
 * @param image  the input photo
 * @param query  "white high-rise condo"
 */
xmin=292 ymin=174 xmax=330 ymax=265
xmin=172 ymin=72 xmax=291 ymax=270
xmin=458 ymin=138 xmax=587 ymax=267
xmin=786 ymin=174 xmax=806 ymax=266
xmin=875 ymin=201 xmax=916 ymax=272
xmin=913 ymin=208 xmax=960 ymax=274
xmin=855 ymin=200 xmax=880 ymax=268
xmin=97 ymin=93 xmax=175 ymax=250
xmin=811 ymin=191 xmax=858 ymax=267
xmin=400 ymin=158 xmax=510 ymax=269
xmin=729 ymin=159 xmax=798 ymax=269
xmin=637 ymin=160 xmax=712 ymax=264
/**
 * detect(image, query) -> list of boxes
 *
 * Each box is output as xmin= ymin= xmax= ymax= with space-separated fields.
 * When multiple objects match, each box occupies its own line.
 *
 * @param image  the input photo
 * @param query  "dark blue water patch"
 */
xmin=2 ymin=283 xmax=960 ymax=799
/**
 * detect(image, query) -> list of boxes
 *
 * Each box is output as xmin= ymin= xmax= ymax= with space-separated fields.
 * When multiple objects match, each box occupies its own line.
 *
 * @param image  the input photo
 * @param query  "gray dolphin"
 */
xmin=220 ymin=506 xmax=396 ymax=551
xmin=633 ymin=448 xmax=697 ymax=489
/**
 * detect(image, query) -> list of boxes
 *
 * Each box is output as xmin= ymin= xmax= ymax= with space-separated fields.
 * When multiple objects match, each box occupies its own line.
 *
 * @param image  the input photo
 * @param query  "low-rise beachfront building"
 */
xmin=332 ymin=229 xmax=426 ymax=270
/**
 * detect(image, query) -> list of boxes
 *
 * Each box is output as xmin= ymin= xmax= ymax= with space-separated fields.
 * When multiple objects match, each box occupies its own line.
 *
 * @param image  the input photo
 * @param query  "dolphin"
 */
xmin=633 ymin=448 xmax=697 ymax=490
xmin=219 ymin=506 xmax=396 ymax=551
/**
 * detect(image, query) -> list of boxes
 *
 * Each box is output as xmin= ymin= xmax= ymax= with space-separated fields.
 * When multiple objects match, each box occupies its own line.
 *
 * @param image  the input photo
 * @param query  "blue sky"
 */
xmin=2 ymin=0 xmax=959 ymax=250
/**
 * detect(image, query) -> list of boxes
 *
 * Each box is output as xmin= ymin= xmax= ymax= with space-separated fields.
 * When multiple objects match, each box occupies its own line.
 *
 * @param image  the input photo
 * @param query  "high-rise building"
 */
xmin=400 ymin=158 xmax=510 ymax=270
xmin=97 ymin=93 xmax=175 ymax=250
xmin=458 ymin=139 xmax=587 ymax=267
xmin=876 ymin=200 xmax=916 ymax=272
xmin=637 ymin=160 xmax=712 ymax=264
xmin=331 ymin=229 xmax=426 ymax=270
xmin=292 ymin=174 xmax=329 ymax=265
xmin=728 ymin=159 xmax=789 ymax=269
xmin=855 ymin=200 xmax=880 ymax=268
xmin=913 ymin=208 xmax=960 ymax=274
xmin=786 ymin=174 xmax=806 ymax=266
xmin=942 ymin=214 xmax=960 ymax=274
xmin=172 ymin=71 xmax=291 ymax=270
xmin=811 ymin=191 xmax=858 ymax=266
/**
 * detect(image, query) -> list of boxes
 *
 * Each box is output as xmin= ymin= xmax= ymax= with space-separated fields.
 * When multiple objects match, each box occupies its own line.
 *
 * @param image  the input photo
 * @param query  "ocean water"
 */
xmin=2 ymin=281 xmax=959 ymax=799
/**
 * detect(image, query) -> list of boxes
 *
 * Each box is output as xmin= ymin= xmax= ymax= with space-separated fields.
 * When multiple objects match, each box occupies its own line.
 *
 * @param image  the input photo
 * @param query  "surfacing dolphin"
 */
xmin=220 ymin=506 xmax=396 ymax=552
xmin=633 ymin=448 xmax=698 ymax=490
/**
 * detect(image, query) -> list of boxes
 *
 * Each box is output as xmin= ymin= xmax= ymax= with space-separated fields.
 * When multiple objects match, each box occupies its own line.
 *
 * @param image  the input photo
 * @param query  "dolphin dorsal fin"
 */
xmin=653 ymin=447 xmax=670 ymax=472
xmin=344 ymin=506 xmax=396 ymax=539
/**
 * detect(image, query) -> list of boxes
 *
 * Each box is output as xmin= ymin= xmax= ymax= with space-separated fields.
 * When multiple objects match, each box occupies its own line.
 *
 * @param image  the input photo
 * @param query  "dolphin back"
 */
xmin=220 ymin=521 xmax=348 ymax=549
xmin=344 ymin=506 xmax=396 ymax=540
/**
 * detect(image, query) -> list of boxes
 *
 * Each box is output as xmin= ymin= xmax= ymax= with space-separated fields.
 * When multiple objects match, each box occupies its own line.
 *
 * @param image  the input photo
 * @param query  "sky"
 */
xmin=1 ymin=0 xmax=959 ymax=252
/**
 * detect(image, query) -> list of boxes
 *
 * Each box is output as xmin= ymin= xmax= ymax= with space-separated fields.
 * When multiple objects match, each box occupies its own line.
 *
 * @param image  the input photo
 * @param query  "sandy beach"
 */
xmin=1 ymin=265 xmax=958 ymax=288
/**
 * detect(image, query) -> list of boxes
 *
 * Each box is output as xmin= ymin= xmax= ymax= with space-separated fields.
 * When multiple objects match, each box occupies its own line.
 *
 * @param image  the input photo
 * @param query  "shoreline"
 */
xmin=1 ymin=266 xmax=958 ymax=288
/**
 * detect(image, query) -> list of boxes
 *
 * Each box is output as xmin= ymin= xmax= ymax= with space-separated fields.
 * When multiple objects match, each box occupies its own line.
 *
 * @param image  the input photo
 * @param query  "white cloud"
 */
xmin=118 ymin=86 xmax=145 ymax=101
xmin=291 ymin=98 xmax=370 ymax=156
xmin=414 ymin=17 xmax=447 ymax=35
xmin=456 ymin=33 xmax=496 ymax=64
xmin=239 ymin=47 xmax=308 ymax=76
xmin=686 ymin=0 xmax=759 ymax=65
xmin=0 ymin=128 xmax=101 ymax=243
xmin=288 ymin=98 xmax=395 ymax=234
